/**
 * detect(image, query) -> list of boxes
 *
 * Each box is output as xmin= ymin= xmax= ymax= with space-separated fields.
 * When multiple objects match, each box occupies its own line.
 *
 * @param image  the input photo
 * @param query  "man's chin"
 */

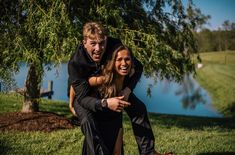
xmin=92 ymin=58 xmax=101 ymax=62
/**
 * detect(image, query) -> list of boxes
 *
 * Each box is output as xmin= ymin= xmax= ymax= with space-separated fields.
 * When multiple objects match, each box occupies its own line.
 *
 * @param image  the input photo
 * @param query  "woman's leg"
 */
xmin=113 ymin=128 xmax=123 ymax=155
xmin=125 ymin=93 xmax=155 ymax=155
xmin=96 ymin=111 xmax=123 ymax=154
xmin=74 ymin=102 xmax=110 ymax=155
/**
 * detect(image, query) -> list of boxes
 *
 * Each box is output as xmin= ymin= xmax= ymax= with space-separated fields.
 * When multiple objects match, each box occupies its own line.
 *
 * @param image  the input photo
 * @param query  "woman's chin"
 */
xmin=118 ymin=72 xmax=129 ymax=76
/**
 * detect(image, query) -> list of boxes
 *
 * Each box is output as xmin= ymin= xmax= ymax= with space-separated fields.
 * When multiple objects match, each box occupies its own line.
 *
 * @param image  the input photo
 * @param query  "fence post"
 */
xmin=48 ymin=80 xmax=53 ymax=99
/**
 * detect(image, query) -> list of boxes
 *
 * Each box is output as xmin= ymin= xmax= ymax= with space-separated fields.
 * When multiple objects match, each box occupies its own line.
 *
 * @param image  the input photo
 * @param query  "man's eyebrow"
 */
xmin=89 ymin=39 xmax=105 ymax=44
xmin=97 ymin=41 xmax=104 ymax=44
xmin=90 ymin=40 xmax=97 ymax=43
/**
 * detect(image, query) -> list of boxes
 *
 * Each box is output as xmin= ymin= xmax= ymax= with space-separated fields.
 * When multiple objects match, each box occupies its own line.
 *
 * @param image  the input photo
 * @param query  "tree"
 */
xmin=0 ymin=1 xmax=20 ymax=92
xmin=194 ymin=28 xmax=216 ymax=52
xmin=66 ymin=0 xmax=208 ymax=79
xmin=222 ymin=20 xmax=235 ymax=31
xmin=1 ymin=0 xmax=77 ymax=112
xmin=0 ymin=0 xmax=208 ymax=112
xmin=186 ymin=0 xmax=211 ymax=31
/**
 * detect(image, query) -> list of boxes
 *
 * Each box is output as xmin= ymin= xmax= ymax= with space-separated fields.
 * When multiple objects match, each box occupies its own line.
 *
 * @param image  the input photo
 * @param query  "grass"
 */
xmin=195 ymin=51 xmax=235 ymax=117
xmin=0 ymin=93 xmax=235 ymax=154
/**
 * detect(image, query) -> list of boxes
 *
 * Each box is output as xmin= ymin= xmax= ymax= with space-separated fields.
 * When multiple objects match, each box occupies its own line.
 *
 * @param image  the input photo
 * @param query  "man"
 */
xmin=68 ymin=22 xmax=171 ymax=155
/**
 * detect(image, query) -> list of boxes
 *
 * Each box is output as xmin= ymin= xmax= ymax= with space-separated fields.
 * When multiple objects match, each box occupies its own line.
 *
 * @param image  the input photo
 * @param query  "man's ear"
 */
xmin=83 ymin=39 xmax=87 ymax=45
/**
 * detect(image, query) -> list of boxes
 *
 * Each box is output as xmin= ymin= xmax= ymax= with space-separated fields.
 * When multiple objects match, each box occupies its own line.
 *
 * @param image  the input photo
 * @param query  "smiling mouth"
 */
xmin=119 ymin=66 xmax=129 ymax=72
xmin=93 ymin=53 xmax=101 ymax=58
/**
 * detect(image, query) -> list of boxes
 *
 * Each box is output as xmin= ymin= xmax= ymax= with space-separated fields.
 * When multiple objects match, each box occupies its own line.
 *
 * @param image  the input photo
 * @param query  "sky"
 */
xmin=185 ymin=0 xmax=235 ymax=30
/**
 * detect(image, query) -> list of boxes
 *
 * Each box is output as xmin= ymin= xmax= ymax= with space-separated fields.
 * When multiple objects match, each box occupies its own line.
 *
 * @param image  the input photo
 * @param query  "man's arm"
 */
xmin=68 ymin=59 xmax=102 ymax=112
xmin=81 ymin=95 xmax=130 ymax=112
xmin=88 ymin=76 xmax=105 ymax=86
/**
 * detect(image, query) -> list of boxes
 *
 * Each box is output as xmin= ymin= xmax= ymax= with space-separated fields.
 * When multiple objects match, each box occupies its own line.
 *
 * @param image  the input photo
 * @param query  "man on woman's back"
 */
xmin=68 ymin=21 xmax=173 ymax=155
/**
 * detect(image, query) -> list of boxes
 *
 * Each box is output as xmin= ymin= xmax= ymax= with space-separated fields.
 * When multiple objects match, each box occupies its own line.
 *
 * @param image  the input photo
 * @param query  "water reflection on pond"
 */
xmin=135 ymin=75 xmax=223 ymax=118
xmin=14 ymin=63 xmax=223 ymax=118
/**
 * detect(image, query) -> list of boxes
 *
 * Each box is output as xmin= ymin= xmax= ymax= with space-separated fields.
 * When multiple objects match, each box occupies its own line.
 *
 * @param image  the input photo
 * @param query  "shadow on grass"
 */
xmin=0 ymin=140 xmax=31 ymax=155
xmin=197 ymin=152 xmax=235 ymax=155
xmin=0 ymin=141 xmax=12 ymax=155
xmin=40 ymin=100 xmax=71 ymax=118
xmin=123 ymin=112 xmax=235 ymax=130
xmin=222 ymin=101 xmax=235 ymax=118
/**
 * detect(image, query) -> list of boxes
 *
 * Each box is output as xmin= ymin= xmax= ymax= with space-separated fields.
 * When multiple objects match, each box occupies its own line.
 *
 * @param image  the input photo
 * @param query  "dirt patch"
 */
xmin=0 ymin=112 xmax=77 ymax=132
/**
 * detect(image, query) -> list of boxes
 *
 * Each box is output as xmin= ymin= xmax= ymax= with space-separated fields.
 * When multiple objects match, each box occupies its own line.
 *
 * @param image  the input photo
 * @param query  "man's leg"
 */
xmin=74 ymin=102 xmax=110 ymax=155
xmin=125 ymin=93 xmax=155 ymax=155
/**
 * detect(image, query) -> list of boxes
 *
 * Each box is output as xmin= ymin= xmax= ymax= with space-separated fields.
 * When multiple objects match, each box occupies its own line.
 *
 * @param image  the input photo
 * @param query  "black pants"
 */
xmin=74 ymin=93 xmax=155 ymax=155
xmin=125 ymin=93 xmax=155 ymax=155
xmin=74 ymin=101 xmax=123 ymax=155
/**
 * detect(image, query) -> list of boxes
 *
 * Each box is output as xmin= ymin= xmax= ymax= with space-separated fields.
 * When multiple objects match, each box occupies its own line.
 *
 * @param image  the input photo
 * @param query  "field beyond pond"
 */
xmin=195 ymin=51 xmax=235 ymax=117
xmin=0 ymin=94 xmax=234 ymax=155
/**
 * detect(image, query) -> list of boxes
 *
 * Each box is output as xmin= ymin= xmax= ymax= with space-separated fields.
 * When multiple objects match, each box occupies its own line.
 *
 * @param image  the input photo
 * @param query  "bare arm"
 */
xmin=69 ymin=86 xmax=77 ymax=116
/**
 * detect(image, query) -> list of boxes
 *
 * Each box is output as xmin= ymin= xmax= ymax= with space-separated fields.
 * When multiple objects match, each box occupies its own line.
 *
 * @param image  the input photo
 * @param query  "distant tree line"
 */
xmin=195 ymin=20 xmax=235 ymax=52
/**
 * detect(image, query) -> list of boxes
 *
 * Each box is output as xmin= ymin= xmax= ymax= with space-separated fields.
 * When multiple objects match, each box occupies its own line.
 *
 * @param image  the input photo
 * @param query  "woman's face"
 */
xmin=115 ymin=49 xmax=132 ymax=76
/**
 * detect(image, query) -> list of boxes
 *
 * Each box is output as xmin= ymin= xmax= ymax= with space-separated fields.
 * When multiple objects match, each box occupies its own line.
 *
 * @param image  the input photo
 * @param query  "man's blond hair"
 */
xmin=83 ymin=22 xmax=107 ymax=40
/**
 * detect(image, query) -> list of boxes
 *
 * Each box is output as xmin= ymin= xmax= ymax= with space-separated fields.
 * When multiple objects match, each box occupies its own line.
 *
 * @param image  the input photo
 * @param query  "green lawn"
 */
xmin=195 ymin=51 xmax=235 ymax=117
xmin=0 ymin=94 xmax=235 ymax=155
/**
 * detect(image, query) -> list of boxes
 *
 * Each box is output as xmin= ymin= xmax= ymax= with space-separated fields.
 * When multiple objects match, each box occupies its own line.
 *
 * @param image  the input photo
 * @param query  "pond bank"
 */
xmin=195 ymin=51 xmax=235 ymax=117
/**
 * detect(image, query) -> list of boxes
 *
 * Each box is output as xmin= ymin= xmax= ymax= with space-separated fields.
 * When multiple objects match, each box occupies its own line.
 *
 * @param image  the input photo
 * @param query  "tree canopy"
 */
xmin=0 ymin=0 xmax=208 ymax=111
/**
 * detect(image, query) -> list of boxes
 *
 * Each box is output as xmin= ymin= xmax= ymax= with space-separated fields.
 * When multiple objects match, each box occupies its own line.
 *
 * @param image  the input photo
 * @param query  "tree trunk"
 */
xmin=21 ymin=63 xmax=42 ymax=112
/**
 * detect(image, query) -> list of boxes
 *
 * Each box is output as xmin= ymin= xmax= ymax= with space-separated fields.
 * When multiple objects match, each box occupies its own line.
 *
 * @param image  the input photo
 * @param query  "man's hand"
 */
xmin=88 ymin=76 xmax=105 ymax=86
xmin=106 ymin=96 xmax=130 ymax=112
xmin=118 ymin=87 xmax=131 ymax=101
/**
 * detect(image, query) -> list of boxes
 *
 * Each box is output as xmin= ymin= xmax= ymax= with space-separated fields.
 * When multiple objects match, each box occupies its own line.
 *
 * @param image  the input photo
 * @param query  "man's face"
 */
xmin=83 ymin=36 xmax=107 ymax=62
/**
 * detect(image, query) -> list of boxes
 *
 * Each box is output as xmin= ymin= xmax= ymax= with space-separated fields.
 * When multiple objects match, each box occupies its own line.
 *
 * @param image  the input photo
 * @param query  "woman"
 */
xmin=70 ymin=44 xmax=133 ymax=154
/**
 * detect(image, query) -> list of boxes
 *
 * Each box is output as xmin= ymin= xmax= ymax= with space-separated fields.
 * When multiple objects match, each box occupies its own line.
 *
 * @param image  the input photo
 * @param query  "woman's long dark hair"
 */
xmin=98 ymin=44 xmax=133 ymax=98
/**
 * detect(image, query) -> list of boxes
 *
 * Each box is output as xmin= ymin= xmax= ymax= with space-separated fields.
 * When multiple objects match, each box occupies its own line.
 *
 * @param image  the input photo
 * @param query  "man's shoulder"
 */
xmin=69 ymin=45 xmax=86 ymax=64
xmin=106 ymin=37 xmax=122 ymax=52
xmin=107 ymin=37 xmax=122 ymax=45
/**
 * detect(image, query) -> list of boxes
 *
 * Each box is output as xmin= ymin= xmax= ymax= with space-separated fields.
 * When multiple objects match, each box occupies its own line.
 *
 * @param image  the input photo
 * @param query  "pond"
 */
xmin=14 ymin=63 xmax=223 ymax=118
